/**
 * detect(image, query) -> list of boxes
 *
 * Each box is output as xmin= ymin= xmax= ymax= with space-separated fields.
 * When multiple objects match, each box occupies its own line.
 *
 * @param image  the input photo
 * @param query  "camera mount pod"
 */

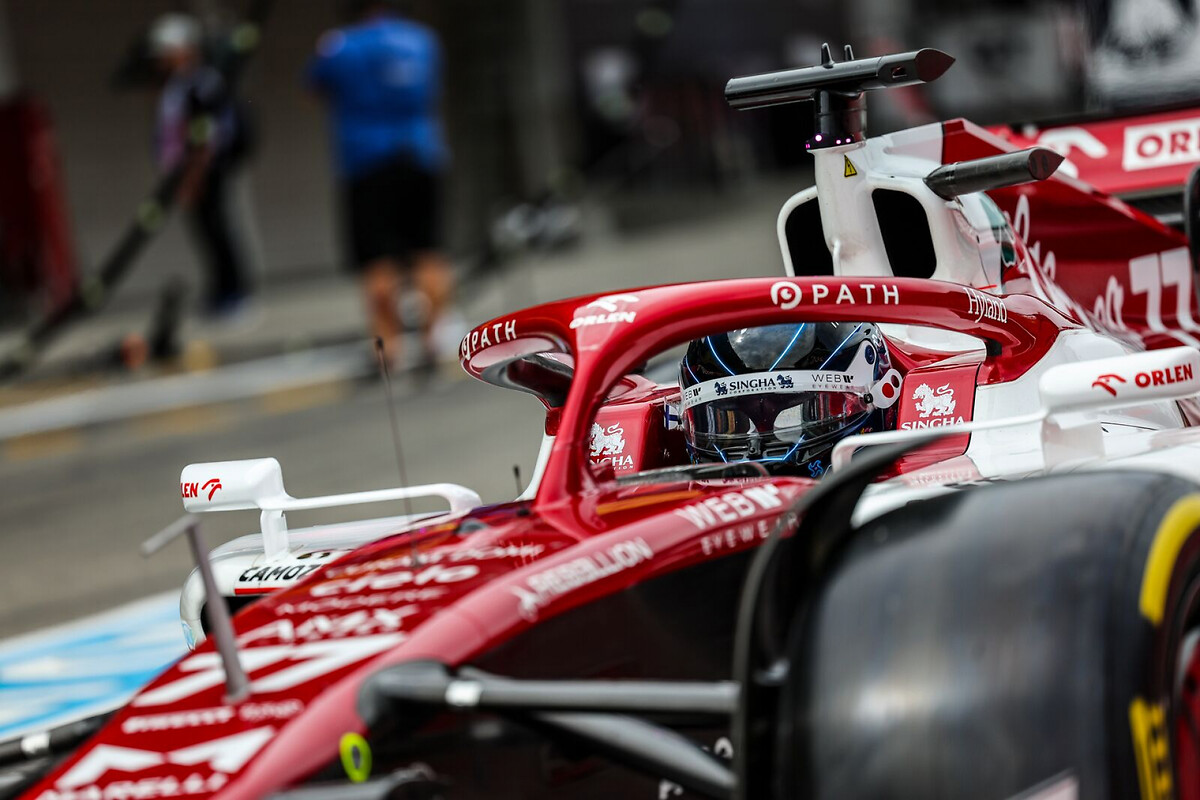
xmin=724 ymin=44 xmax=954 ymax=150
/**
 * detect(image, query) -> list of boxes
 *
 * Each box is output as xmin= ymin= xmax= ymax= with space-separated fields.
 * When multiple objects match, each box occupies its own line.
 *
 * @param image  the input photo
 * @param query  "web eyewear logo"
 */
xmin=1092 ymin=373 xmax=1126 ymax=397
xmin=770 ymin=281 xmax=801 ymax=310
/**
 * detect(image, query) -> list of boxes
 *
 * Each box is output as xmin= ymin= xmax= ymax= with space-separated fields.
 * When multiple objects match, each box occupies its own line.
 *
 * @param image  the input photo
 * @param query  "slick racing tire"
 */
xmin=779 ymin=470 xmax=1200 ymax=800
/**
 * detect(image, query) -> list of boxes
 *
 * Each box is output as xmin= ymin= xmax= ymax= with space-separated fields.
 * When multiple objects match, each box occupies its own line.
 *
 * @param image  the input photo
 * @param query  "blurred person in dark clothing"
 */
xmin=307 ymin=0 xmax=453 ymax=371
xmin=150 ymin=13 xmax=254 ymax=317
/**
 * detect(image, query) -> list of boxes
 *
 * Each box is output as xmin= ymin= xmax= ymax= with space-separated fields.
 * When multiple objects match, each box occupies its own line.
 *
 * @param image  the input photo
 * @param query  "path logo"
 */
xmin=913 ymin=383 xmax=956 ymax=418
xmin=1092 ymin=373 xmax=1126 ymax=397
xmin=769 ymin=281 xmax=801 ymax=310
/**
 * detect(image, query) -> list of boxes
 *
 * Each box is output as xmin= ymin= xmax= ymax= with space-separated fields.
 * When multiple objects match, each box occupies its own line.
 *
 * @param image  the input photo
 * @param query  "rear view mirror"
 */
xmin=180 ymin=457 xmax=286 ymax=512
xmin=180 ymin=457 xmax=481 ymax=559
xmin=1038 ymin=346 xmax=1200 ymax=415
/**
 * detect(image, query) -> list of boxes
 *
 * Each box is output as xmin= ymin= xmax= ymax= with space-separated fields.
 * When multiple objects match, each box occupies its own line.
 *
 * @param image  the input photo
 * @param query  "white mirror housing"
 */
xmin=179 ymin=457 xmax=482 ymax=561
xmin=180 ymin=458 xmax=287 ymax=513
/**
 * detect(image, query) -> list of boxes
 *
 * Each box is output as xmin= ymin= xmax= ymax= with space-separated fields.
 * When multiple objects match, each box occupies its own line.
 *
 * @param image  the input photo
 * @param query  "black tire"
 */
xmin=779 ymin=470 xmax=1200 ymax=800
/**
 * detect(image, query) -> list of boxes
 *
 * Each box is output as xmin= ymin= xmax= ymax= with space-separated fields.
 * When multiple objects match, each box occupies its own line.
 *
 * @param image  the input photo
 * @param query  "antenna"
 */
xmin=375 ymin=338 xmax=421 ymax=566
xmin=513 ymin=464 xmax=523 ymax=496
xmin=725 ymin=45 xmax=954 ymax=149
xmin=143 ymin=515 xmax=249 ymax=702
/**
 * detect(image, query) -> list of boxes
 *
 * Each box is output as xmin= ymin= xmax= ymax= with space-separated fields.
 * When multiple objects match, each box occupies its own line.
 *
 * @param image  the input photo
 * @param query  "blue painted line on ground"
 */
xmin=0 ymin=592 xmax=185 ymax=740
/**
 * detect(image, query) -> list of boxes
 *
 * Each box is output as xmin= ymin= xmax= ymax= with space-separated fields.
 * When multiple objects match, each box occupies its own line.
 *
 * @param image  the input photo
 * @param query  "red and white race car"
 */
xmin=9 ymin=45 xmax=1200 ymax=800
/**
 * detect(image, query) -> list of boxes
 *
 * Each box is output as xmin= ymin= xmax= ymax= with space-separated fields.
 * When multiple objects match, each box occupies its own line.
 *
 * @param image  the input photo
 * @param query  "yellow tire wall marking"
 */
xmin=1130 ymin=697 xmax=1173 ymax=800
xmin=1140 ymin=494 xmax=1200 ymax=625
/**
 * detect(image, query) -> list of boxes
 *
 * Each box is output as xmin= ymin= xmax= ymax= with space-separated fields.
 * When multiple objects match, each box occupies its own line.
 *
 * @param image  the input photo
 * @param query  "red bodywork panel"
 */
xmin=892 ymin=360 xmax=980 ymax=472
xmin=589 ymin=384 xmax=683 ymax=476
xmin=946 ymin=119 xmax=1200 ymax=354
xmin=991 ymin=106 xmax=1200 ymax=197
xmin=25 ymin=481 xmax=809 ymax=799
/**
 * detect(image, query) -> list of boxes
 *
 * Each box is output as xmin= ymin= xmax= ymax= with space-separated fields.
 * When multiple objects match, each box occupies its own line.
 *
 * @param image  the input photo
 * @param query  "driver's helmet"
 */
xmin=678 ymin=322 xmax=902 ymax=477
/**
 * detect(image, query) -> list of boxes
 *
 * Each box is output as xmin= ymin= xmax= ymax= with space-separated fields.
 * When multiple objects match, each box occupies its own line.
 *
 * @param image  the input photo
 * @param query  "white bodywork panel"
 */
xmin=178 ymin=511 xmax=448 ymax=648
xmin=769 ymin=125 xmax=1200 ymax=526
xmin=778 ymin=123 xmax=1008 ymax=353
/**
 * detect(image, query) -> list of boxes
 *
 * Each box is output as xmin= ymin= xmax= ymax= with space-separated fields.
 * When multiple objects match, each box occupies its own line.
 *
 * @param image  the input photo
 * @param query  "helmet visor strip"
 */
xmin=680 ymin=338 xmax=884 ymax=463
xmin=680 ymin=369 xmax=869 ymax=410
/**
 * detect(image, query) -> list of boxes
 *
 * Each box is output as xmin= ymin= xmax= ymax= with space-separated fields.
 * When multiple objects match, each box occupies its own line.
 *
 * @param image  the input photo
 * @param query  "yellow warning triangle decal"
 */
xmin=843 ymin=155 xmax=858 ymax=178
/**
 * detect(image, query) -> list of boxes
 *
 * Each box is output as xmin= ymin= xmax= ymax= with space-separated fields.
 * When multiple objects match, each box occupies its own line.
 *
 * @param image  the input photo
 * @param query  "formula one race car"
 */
xmin=11 ymin=44 xmax=1200 ymax=800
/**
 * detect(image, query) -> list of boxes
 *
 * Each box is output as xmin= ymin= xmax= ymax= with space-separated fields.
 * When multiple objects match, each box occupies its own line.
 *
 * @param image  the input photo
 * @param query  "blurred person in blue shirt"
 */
xmin=307 ymin=0 xmax=453 ymax=371
xmin=150 ymin=13 xmax=254 ymax=317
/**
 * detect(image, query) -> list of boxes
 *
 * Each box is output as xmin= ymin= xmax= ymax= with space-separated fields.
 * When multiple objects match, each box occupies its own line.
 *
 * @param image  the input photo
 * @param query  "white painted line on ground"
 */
xmin=0 ymin=344 xmax=371 ymax=440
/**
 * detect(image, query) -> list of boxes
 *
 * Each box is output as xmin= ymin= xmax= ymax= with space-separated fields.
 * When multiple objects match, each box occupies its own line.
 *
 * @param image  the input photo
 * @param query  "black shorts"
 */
xmin=344 ymin=154 xmax=442 ymax=270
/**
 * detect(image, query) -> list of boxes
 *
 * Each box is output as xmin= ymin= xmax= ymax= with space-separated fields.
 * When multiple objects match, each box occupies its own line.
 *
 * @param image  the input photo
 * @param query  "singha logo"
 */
xmin=912 ymin=383 xmax=956 ymax=418
xmin=777 ymin=375 xmax=794 ymax=389
xmin=590 ymin=423 xmax=627 ymax=457
xmin=714 ymin=382 xmax=728 ymax=397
